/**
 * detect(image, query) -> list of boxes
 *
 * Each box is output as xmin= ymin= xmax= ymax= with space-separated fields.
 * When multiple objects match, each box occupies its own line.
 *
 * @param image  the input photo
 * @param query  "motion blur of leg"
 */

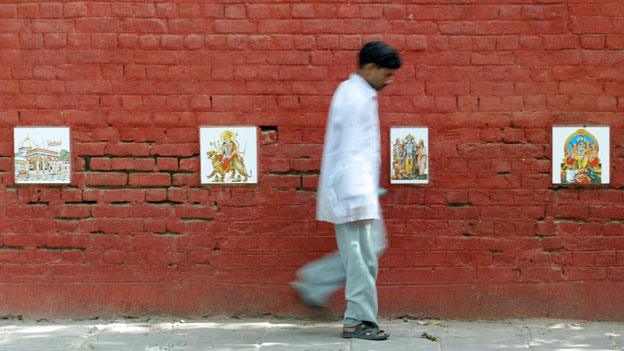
xmin=290 ymin=252 xmax=344 ymax=307
xmin=291 ymin=219 xmax=386 ymax=322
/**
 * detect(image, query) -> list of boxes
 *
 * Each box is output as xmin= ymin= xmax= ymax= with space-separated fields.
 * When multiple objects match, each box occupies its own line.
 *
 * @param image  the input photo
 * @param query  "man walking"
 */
xmin=291 ymin=41 xmax=402 ymax=341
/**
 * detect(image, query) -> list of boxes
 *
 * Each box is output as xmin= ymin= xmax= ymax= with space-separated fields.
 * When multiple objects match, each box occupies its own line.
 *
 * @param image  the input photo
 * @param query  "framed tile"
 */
xmin=199 ymin=126 xmax=258 ymax=184
xmin=552 ymin=125 xmax=609 ymax=185
xmin=390 ymin=127 xmax=429 ymax=184
xmin=14 ymin=127 xmax=71 ymax=184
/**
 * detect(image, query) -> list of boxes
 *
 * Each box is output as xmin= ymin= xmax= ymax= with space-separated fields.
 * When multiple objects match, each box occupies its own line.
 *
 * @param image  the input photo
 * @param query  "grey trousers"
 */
xmin=293 ymin=219 xmax=387 ymax=327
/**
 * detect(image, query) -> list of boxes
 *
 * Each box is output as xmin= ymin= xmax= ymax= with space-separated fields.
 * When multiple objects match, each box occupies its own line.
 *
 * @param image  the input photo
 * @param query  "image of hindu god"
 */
xmin=560 ymin=130 xmax=601 ymax=184
xmin=206 ymin=130 xmax=251 ymax=182
xmin=392 ymin=133 xmax=428 ymax=180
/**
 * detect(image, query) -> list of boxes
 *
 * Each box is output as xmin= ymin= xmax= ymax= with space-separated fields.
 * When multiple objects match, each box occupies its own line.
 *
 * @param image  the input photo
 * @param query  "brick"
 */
xmin=122 ymin=95 xmax=143 ymax=110
xmin=0 ymin=32 xmax=16 ymax=48
xmin=169 ymin=19 xmax=211 ymax=34
xmin=76 ymin=18 xmax=120 ymax=32
xmin=65 ymin=81 xmax=111 ymax=94
xmin=106 ymin=143 xmax=151 ymax=156
xmin=581 ymin=34 xmax=606 ymax=49
xmin=132 ymin=204 xmax=173 ymax=218
xmin=122 ymin=18 xmax=166 ymax=33
xmin=143 ymin=189 xmax=166 ymax=203
xmin=571 ymin=4 xmax=600 ymax=16
xmin=85 ymin=172 xmax=128 ymax=186
xmin=102 ymin=64 xmax=126 ymax=80
xmin=128 ymin=173 xmax=171 ymax=187
xmin=40 ymin=3 xmax=63 ymax=18
xmin=517 ymin=35 xmax=542 ymax=50
xmin=109 ymin=158 xmax=133 ymax=171
xmin=161 ymin=35 xmax=183 ymax=49
xmin=224 ymin=5 xmax=245 ymax=19
xmin=427 ymin=82 xmax=470 ymax=96
xmin=473 ymin=36 xmax=496 ymax=51
xmin=176 ymin=3 xmax=202 ymax=18
xmin=572 ymin=16 xmax=612 ymax=34
xmin=0 ymin=4 xmax=16 ymax=18
xmin=43 ymin=33 xmax=66 ymax=48
xmin=292 ymin=4 xmax=314 ymax=19
xmin=165 ymin=96 xmax=191 ymax=111
xmin=0 ymin=111 xmax=18 ymax=126
xmin=156 ymin=157 xmax=178 ymax=171
xmin=139 ymin=35 xmax=160 ymax=49
xmin=175 ymin=205 xmax=216 ymax=220
xmin=522 ymin=5 xmax=544 ymax=20
xmin=214 ymin=20 xmax=256 ymax=33
xmin=560 ymin=82 xmax=603 ymax=95
xmin=17 ymin=3 xmax=39 ymax=18
xmin=62 ymin=34 xmax=87 ymax=49
xmin=100 ymin=189 xmax=144 ymax=203
xmin=118 ymin=34 xmax=138 ymax=49
xmin=18 ymin=111 xmax=61 ymax=124
xmin=92 ymin=205 xmax=134 ymax=218
xmin=90 ymin=158 xmax=112 ymax=171
xmin=471 ymin=52 xmax=515 ymax=65
xmin=606 ymin=34 xmax=624 ymax=48
xmin=496 ymin=35 xmax=519 ymax=50
xmin=186 ymin=95 xmax=210 ymax=112
xmin=247 ymin=4 xmax=270 ymax=19
xmin=91 ymin=34 xmax=116 ymax=49
xmin=132 ymin=3 xmax=155 ymax=17
xmin=261 ymin=175 xmax=299 ymax=189
xmin=63 ymin=3 xmax=86 ymax=17
xmin=134 ymin=158 xmax=155 ymax=171
xmin=265 ymin=4 xmax=294 ymax=19
xmin=184 ymin=34 xmax=204 ymax=49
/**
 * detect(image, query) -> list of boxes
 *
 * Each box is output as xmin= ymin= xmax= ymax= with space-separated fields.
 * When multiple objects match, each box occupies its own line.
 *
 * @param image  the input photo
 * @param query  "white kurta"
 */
xmin=316 ymin=74 xmax=381 ymax=224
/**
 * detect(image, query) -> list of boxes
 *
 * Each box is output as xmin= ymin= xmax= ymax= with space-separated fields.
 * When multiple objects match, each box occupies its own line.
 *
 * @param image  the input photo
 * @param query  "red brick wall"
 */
xmin=1 ymin=1 xmax=624 ymax=319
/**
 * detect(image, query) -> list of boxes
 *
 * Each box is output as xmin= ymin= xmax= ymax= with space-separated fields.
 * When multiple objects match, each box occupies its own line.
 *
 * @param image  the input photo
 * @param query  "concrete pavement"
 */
xmin=0 ymin=316 xmax=623 ymax=350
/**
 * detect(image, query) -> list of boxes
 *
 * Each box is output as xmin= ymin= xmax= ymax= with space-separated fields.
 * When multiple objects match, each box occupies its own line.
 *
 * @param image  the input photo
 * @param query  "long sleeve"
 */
xmin=316 ymin=74 xmax=381 ymax=224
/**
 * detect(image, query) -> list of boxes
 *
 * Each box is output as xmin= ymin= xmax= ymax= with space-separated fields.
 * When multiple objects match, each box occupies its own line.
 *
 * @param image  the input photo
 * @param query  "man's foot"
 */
xmin=342 ymin=322 xmax=389 ymax=340
xmin=290 ymin=281 xmax=327 ymax=308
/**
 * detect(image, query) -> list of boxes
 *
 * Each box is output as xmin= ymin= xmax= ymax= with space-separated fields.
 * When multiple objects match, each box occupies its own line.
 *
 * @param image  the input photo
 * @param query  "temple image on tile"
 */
xmin=14 ymin=127 xmax=71 ymax=184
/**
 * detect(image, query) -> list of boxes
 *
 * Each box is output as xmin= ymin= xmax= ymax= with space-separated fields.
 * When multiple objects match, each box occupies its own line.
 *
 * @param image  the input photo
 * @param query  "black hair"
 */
xmin=358 ymin=41 xmax=402 ymax=69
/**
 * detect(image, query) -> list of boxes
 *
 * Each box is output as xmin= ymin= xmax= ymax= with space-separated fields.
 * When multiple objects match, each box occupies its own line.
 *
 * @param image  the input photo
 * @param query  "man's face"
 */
xmin=362 ymin=64 xmax=397 ymax=91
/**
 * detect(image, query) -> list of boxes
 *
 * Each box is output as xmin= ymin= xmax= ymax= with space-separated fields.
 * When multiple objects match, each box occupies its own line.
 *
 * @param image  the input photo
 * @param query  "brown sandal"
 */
xmin=342 ymin=322 xmax=389 ymax=340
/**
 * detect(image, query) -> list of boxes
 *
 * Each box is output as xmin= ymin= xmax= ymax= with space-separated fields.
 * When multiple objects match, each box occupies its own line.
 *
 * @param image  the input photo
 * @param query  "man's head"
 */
xmin=357 ymin=41 xmax=402 ymax=91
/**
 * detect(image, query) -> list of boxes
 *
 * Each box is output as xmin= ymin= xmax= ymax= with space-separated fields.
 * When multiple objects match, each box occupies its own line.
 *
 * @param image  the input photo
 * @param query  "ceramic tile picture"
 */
xmin=390 ymin=127 xmax=429 ymax=184
xmin=14 ymin=127 xmax=71 ymax=184
xmin=200 ymin=126 xmax=258 ymax=184
xmin=552 ymin=126 xmax=609 ymax=185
